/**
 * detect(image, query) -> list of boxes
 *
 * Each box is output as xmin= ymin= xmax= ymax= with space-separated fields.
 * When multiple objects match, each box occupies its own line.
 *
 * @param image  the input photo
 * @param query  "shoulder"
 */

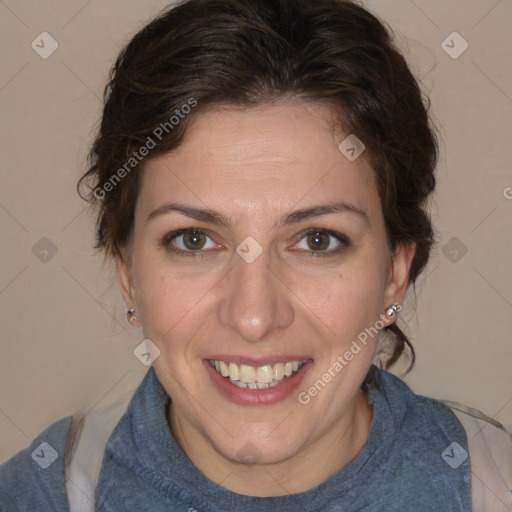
xmin=0 ymin=416 xmax=72 ymax=512
xmin=371 ymin=369 xmax=512 ymax=510
xmin=371 ymin=368 xmax=469 ymax=445
xmin=367 ymin=369 xmax=472 ymax=509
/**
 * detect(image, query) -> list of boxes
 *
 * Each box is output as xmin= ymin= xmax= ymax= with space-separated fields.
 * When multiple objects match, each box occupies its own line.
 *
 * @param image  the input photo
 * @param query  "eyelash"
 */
xmin=161 ymin=228 xmax=350 ymax=259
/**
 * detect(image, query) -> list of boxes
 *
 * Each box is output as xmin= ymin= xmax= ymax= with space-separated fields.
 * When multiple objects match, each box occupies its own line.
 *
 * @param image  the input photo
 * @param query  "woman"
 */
xmin=1 ymin=0 xmax=511 ymax=510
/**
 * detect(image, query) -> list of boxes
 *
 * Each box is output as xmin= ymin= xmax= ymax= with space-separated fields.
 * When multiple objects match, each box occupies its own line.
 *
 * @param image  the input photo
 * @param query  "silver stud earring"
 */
xmin=385 ymin=303 xmax=400 ymax=318
xmin=127 ymin=308 xmax=138 ymax=325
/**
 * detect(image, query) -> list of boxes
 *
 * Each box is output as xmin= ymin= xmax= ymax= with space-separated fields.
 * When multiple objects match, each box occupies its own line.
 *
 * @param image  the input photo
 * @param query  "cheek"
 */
xmin=133 ymin=259 xmax=220 ymax=342
xmin=292 ymin=255 xmax=388 ymax=339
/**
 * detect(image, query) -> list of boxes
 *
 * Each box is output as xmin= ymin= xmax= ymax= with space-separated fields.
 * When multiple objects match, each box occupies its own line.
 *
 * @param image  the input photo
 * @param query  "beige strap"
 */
xmin=443 ymin=401 xmax=512 ymax=511
xmin=64 ymin=374 xmax=140 ymax=512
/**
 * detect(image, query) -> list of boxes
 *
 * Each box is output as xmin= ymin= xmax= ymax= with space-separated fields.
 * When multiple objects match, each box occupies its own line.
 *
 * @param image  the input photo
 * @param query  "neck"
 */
xmin=168 ymin=390 xmax=373 ymax=496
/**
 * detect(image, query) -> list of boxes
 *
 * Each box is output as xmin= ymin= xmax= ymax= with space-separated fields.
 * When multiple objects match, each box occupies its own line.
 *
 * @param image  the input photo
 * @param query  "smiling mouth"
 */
xmin=209 ymin=359 xmax=307 ymax=389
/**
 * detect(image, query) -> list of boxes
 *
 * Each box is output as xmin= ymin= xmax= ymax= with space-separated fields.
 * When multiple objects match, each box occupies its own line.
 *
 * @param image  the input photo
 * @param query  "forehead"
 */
xmin=138 ymin=100 xmax=380 ymax=222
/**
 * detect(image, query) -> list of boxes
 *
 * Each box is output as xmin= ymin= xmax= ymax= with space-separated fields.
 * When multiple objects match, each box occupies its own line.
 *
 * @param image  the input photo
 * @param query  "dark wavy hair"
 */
xmin=78 ymin=0 xmax=438 ymax=374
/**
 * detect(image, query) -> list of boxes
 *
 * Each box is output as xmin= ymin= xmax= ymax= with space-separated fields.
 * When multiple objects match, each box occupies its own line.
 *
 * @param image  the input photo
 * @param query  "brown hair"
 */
xmin=78 ymin=0 xmax=438 ymax=373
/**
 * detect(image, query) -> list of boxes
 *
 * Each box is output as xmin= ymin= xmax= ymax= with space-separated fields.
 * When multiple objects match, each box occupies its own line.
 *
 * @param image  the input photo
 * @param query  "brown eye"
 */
xmin=294 ymin=228 xmax=350 ymax=256
xmin=306 ymin=231 xmax=330 ymax=251
xmin=163 ymin=228 xmax=217 ymax=255
xmin=182 ymin=230 xmax=207 ymax=250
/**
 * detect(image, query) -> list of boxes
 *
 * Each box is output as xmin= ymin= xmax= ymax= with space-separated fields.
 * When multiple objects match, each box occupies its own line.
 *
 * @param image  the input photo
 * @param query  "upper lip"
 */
xmin=204 ymin=355 xmax=312 ymax=366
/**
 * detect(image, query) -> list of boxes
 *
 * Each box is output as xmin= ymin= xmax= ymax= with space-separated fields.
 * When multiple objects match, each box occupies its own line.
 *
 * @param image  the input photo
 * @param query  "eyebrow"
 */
xmin=146 ymin=201 xmax=369 ymax=228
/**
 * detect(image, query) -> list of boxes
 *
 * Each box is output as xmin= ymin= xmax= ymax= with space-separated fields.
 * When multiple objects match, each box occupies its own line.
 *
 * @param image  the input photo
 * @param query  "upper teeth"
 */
xmin=210 ymin=360 xmax=306 ymax=389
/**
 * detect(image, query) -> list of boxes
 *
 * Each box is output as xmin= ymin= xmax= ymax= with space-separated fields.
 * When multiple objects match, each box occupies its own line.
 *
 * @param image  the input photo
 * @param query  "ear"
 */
xmin=383 ymin=241 xmax=416 ymax=315
xmin=116 ymin=256 xmax=137 ymax=311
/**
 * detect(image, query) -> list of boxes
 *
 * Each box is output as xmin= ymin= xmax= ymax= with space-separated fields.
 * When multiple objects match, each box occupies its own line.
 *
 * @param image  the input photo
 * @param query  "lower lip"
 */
xmin=203 ymin=359 xmax=313 ymax=406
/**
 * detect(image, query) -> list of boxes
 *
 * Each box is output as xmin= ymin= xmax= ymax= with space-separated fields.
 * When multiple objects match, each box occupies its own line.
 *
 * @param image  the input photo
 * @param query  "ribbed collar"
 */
xmin=103 ymin=366 xmax=407 ymax=512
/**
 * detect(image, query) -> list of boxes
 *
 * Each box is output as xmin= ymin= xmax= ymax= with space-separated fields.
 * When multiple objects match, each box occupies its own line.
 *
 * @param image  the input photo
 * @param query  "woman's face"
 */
xmin=119 ymin=100 xmax=414 ymax=473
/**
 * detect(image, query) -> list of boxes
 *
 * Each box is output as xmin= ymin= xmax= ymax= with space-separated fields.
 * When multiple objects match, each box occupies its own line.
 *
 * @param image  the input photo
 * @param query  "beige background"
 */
xmin=1 ymin=0 xmax=511 ymax=462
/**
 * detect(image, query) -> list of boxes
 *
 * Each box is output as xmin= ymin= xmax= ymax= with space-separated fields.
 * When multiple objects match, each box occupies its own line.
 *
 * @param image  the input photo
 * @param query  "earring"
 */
xmin=385 ymin=303 xmax=400 ymax=318
xmin=127 ymin=308 xmax=138 ymax=325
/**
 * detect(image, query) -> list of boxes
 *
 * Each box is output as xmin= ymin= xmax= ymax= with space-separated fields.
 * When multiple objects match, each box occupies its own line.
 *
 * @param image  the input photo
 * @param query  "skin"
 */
xmin=118 ymin=99 xmax=415 ymax=496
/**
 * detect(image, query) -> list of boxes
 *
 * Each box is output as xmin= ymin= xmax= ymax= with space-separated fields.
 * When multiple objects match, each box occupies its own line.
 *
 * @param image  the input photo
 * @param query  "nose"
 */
xmin=216 ymin=250 xmax=294 ymax=343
